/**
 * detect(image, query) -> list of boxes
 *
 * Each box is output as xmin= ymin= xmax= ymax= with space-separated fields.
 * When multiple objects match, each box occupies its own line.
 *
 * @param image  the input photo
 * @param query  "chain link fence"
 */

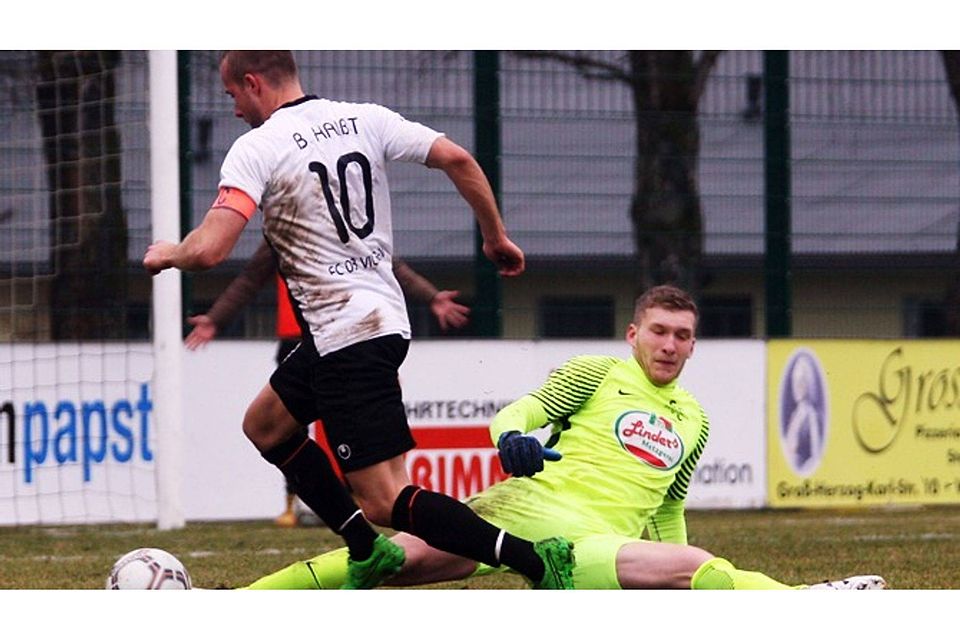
xmin=2 ymin=50 xmax=958 ymax=341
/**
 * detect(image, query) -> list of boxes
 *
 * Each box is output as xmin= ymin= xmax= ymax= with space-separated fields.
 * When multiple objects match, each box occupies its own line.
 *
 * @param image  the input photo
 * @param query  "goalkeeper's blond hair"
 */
xmin=634 ymin=285 xmax=699 ymax=325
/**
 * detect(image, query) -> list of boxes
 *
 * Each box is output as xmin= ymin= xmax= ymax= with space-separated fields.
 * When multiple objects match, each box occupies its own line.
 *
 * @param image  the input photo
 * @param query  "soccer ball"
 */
xmin=106 ymin=548 xmax=192 ymax=590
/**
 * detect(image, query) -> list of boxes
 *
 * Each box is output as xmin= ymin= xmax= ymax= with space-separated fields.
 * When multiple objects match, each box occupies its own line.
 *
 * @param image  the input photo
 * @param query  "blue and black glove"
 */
xmin=497 ymin=431 xmax=562 ymax=478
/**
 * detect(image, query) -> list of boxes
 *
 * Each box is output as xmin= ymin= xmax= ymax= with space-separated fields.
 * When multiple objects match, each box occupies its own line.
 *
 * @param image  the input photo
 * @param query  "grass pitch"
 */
xmin=1 ymin=505 xmax=957 ymax=589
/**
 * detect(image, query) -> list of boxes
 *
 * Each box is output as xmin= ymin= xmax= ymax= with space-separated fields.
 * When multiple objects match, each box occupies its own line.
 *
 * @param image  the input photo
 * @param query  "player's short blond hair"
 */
xmin=219 ymin=50 xmax=298 ymax=88
xmin=633 ymin=285 xmax=699 ymax=325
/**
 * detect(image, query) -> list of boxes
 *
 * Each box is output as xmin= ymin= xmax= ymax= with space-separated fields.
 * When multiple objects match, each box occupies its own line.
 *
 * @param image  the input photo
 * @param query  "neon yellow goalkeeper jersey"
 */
xmin=471 ymin=355 xmax=709 ymax=545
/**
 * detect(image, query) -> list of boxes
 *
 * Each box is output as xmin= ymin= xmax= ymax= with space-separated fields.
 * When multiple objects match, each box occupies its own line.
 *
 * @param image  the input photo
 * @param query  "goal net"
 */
xmin=0 ymin=51 xmax=180 ymax=527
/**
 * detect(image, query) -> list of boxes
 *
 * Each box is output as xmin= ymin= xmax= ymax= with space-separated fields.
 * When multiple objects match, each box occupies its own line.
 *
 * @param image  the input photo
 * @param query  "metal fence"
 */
xmin=2 ymin=50 xmax=958 ymax=341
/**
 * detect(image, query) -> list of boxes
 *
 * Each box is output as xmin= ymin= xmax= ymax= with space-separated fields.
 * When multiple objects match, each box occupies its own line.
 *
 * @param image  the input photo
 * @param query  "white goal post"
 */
xmin=1 ymin=51 xmax=186 ymax=529
xmin=149 ymin=50 xmax=185 ymax=530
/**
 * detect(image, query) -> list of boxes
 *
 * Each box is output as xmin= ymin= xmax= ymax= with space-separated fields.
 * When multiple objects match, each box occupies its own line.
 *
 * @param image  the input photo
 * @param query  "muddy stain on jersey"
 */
xmin=327 ymin=308 xmax=383 ymax=345
xmin=263 ymin=175 xmax=351 ymax=325
xmin=309 ymin=290 xmax=351 ymax=329
xmin=261 ymin=173 xmax=386 ymax=347
xmin=262 ymin=176 xmax=313 ymax=279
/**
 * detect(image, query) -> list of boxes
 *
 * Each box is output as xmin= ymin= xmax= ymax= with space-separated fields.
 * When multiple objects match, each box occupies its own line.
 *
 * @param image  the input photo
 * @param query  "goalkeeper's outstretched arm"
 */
xmin=488 ymin=354 xmax=617 ymax=445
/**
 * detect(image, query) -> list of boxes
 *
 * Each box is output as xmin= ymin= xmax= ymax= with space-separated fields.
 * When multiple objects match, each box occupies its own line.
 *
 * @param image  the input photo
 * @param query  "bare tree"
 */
xmin=35 ymin=51 xmax=128 ymax=340
xmin=514 ymin=50 xmax=721 ymax=294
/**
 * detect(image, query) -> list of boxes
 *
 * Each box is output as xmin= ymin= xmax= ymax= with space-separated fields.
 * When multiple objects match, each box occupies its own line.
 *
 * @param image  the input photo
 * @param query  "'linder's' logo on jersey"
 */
xmin=615 ymin=410 xmax=684 ymax=469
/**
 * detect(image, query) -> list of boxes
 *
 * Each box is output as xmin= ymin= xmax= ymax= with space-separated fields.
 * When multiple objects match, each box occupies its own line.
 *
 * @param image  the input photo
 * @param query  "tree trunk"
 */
xmin=35 ymin=50 xmax=128 ymax=340
xmin=628 ymin=51 xmax=704 ymax=295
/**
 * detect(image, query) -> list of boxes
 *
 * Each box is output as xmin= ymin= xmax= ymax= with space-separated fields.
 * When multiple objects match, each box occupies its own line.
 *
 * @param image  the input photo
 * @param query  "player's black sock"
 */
xmin=262 ymin=432 xmax=377 ymax=561
xmin=390 ymin=485 xmax=545 ymax=583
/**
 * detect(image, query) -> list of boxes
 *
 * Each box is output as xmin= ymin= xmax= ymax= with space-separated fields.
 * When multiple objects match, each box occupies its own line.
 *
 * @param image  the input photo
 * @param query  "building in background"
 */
xmin=2 ymin=50 xmax=958 ymax=342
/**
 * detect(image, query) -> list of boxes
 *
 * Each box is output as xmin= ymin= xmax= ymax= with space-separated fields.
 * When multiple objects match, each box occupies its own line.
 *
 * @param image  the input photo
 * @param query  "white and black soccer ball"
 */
xmin=106 ymin=548 xmax=192 ymax=590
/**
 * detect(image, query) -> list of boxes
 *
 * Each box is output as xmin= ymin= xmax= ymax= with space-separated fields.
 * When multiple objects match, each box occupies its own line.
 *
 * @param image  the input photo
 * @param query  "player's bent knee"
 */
xmin=241 ymin=410 xmax=274 ymax=450
xmin=242 ymin=390 xmax=300 ymax=451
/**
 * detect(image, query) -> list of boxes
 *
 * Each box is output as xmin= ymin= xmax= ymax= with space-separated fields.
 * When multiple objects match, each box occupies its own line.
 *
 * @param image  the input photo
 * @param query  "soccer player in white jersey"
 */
xmin=243 ymin=285 xmax=886 ymax=591
xmin=143 ymin=50 xmax=573 ymax=589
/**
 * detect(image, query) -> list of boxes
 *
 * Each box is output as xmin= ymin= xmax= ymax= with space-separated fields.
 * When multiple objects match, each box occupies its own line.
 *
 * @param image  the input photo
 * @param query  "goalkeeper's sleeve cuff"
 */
xmin=489 ymin=395 xmax=550 ymax=445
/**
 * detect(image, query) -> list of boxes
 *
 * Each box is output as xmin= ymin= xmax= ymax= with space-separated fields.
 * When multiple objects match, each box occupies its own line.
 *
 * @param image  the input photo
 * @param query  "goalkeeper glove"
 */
xmin=497 ymin=431 xmax=562 ymax=477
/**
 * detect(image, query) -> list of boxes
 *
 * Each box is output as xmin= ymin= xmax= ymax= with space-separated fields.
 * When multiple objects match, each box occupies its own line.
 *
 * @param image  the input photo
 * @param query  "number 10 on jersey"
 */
xmin=309 ymin=152 xmax=375 ymax=244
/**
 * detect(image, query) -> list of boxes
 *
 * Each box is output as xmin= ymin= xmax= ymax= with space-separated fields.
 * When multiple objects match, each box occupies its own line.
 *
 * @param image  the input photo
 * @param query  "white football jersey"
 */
xmin=219 ymin=96 xmax=442 ymax=356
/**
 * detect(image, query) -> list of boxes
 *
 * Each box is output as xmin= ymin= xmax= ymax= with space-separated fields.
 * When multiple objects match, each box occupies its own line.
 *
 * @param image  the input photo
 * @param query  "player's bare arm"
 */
xmin=143 ymin=207 xmax=247 ymax=274
xmin=392 ymin=258 xmax=470 ymax=330
xmin=392 ymin=258 xmax=439 ymax=303
xmin=185 ymin=240 xmax=278 ymax=350
xmin=425 ymin=136 xmax=525 ymax=277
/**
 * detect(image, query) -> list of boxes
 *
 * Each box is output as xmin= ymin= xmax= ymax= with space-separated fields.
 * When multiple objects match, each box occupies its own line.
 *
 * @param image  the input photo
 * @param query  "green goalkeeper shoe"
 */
xmin=342 ymin=534 xmax=406 ymax=590
xmin=532 ymin=537 xmax=575 ymax=590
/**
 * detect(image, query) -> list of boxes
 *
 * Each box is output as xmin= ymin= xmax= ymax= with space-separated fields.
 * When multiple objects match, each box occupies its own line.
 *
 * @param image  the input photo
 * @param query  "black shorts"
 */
xmin=275 ymin=338 xmax=300 ymax=365
xmin=269 ymin=334 xmax=415 ymax=473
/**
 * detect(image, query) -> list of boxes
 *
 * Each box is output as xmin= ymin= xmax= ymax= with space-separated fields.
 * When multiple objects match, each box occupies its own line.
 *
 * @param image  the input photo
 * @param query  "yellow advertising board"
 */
xmin=768 ymin=340 xmax=960 ymax=507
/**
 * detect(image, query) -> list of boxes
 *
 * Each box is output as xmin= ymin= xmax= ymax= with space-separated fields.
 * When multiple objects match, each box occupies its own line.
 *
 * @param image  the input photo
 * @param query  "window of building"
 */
xmin=538 ymin=296 xmax=615 ymax=338
xmin=697 ymin=296 xmax=753 ymax=337
xmin=903 ymin=298 xmax=947 ymax=337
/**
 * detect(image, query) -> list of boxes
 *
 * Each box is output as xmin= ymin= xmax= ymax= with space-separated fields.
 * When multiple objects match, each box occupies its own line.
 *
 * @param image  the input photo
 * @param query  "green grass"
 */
xmin=686 ymin=506 xmax=960 ymax=589
xmin=1 ymin=505 xmax=958 ymax=589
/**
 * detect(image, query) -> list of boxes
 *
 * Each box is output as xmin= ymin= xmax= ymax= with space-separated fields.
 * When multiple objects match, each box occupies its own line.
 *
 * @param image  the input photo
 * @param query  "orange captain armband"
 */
xmin=211 ymin=186 xmax=257 ymax=220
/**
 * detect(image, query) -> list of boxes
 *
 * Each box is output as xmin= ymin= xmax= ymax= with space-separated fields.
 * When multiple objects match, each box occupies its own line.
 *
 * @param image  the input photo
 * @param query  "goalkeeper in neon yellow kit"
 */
xmin=246 ymin=285 xmax=885 ymax=590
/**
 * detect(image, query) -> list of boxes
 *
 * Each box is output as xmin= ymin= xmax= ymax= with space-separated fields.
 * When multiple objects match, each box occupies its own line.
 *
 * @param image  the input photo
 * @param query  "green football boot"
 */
xmin=342 ymin=534 xmax=406 ymax=590
xmin=532 ymin=537 xmax=575 ymax=589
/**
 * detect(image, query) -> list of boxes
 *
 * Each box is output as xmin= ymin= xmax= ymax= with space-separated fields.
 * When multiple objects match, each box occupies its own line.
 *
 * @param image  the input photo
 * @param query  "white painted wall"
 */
xmin=0 ymin=339 xmax=767 ymax=525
